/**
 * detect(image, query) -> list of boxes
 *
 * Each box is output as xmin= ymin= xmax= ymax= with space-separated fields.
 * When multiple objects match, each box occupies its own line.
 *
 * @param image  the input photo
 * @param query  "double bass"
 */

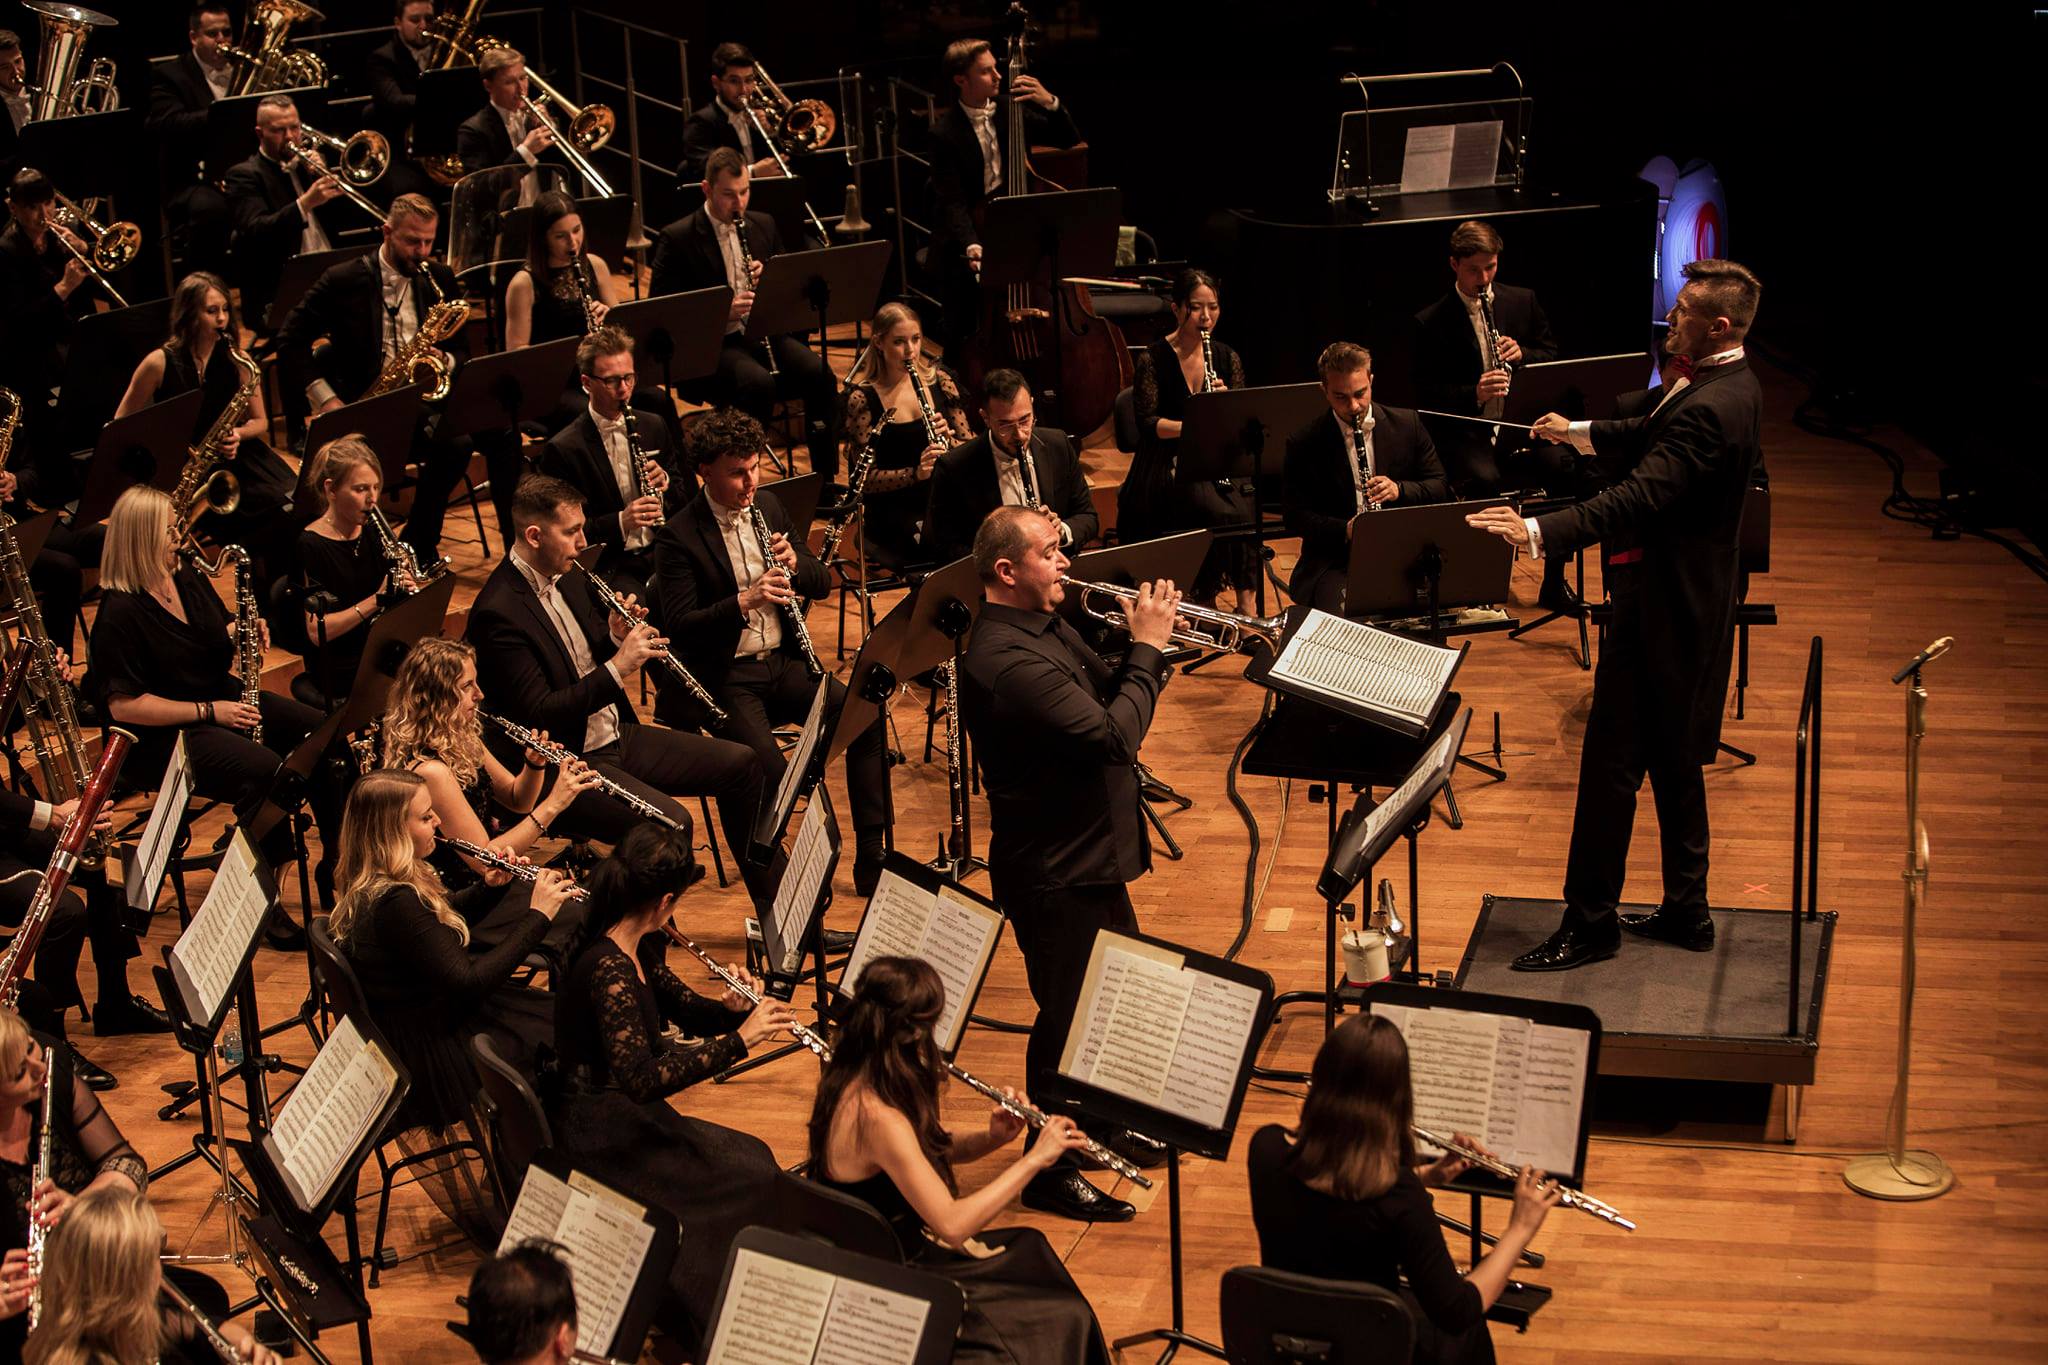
xmin=963 ymin=2 xmax=1131 ymax=436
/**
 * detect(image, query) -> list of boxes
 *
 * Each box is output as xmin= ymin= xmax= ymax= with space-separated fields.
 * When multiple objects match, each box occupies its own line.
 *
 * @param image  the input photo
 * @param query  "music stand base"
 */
xmin=1108 ymin=1326 xmax=1227 ymax=1364
xmin=1844 ymin=1151 xmax=1954 ymax=1201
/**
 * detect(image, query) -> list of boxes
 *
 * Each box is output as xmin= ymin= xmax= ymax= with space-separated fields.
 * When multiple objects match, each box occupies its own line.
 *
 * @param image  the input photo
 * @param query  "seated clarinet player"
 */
xmin=648 ymin=147 xmax=840 ymax=479
xmin=296 ymin=436 xmax=418 ymax=705
xmin=220 ymin=94 xmax=348 ymax=334
xmin=839 ymin=301 xmax=972 ymax=568
xmin=923 ymin=367 xmax=1098 ymax=567
xmin=652 ymin=408 xmax=892 ymax=894
xmin=535 ymin=326 xmax=693 ymax=602
xmin=808 ymin=956 xmax=1111 ymax=1365
xmin=1247 ymin=1014 xmax=1561 ymax=1365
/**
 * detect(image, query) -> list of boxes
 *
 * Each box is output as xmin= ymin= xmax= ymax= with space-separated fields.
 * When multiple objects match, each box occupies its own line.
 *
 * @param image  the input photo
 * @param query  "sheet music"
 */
xmin=269 ymin=1017 xmax=397 ymax=1211
xmin=1510 ymin=1024 xmax=1591 ymax=1174
xmin=922 ymin=885 xmax=999 ymax=1053
xmin=706 ymin=1247 xmax=836 ymax=1365
xmin=1269 ymin=610 xmax=1458 ymax=727
xmin=768 ymin=680 xmax=832 ymax=841
xmin=499 ymin=1165 xmax=655 ymax=1356
xmin=1399 ymin=124 xmax=1454 ymax=193
xmin=767 ymin=794 xmax=837 ymax=974
xmin=814 ymin=1277 xmax=931 ymax=1365
xmin=1360 ymin=718 xmax=1464 ymax=851
xmin=1065 ymin=937 xmax=1263 ymax=1131
xmin=1446 ymin=120 xmax=1503 ymax=190
xmin=167 ymin=831 xmax=269 ymax=1025
xmin=849 ymin=871 xmax=934 ymax=966
xmin=1086 ymin=947 xmax=1191 ymax=1104
xmin=1380 ymin=1003 xmax=1498 ymax=1138
xmin=130 ymin=733 xmax=194 ymax=913
xmin=1375 ymin=1004 xmax=1591 ymax=1178
xmin=498 ymin=1165 xmax=573 ymax=1251
xmin=1156 ymin=971 xmax=1262 ymax=1130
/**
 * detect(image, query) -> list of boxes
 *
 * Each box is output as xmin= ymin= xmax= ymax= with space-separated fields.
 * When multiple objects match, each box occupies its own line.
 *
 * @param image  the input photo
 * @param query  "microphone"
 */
xmin=1890 ymin=636 xmax=1954 ymax=685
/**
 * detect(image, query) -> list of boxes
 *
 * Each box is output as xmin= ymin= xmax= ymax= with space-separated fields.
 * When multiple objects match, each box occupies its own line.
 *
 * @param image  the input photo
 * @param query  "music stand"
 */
xmin=724 ymin=787 xmax=840 ymax=1083
xmin=294 ymin=386 xmax=427 ymax=525
xmin=409 ymin=70 xmax=477 ymax=162
xmin=439 ymin=335 xmax=581 ymax=438
xmin=703 ymin=1227 xmax=965 ymax=1365
xmin=71 ymin=391 xmax=204 ymax=526
xmin=6 ymin=510 xmax=56 ymax=578
xmin=832 ymin=850 xmax=1007 ymax=1058
xmin=897 ymin=554 xmax=979 ymax=682
xmin=979 ymin=187 xmax=1121 ymax=424
xmin=761 ymin=470 xmax=825 ymax=539
xmin=19 ymin=107 xmax=140 ymax=189
xmin=1176 ymin=383 xmax=1325 ymax=486
xmin=669 ymin=176 xmax=819 ymax=254
xmin=54 ymin=298 xmax=171 ymax=457
xmin=607 ymin=287 xmax=733 ymax=399
xmin=1344 ymin=497 xmax=1515 ymax=630
xmin=829 ymin=584 xmax=915 ymax=772
xmin=745 ymin=240 xmax=893 ymax=365
xmin=202 ymin=87 xmax=329 ymax=182
xmin=265 ymin=243 xmax=376 ymax=333
xmin=1504 ymin=352 xmax=1649 ymax=426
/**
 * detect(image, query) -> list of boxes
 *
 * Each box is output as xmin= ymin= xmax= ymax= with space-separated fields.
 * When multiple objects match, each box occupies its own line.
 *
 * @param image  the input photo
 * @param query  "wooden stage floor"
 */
xmin=89 ymin=353 xmax=2048 ymax=1361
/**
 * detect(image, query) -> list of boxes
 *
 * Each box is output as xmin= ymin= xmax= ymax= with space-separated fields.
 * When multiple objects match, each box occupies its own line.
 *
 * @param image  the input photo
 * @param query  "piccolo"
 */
xmin=662 ymin=923 xmax=832 ymax=1059
xmin=479 ymin=711 xmax=683 ymax=832
xmin=1413 ymin=1125 xmax=1636 ymax=1231
xmin=570 ymin=561 xmax=728 ymax=727
xmin=945 ymin=1061 xmax=1154 ymax=1189
xmin=437 ymin=836 xmax=590 ymax=899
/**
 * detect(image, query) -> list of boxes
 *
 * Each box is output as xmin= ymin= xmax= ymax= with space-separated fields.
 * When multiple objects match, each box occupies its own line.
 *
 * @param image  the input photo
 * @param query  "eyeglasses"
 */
xmin=989 ymin=414 xmax=1034 ymax=434
xmin=586 ymin=372 xmax=634 ymax=389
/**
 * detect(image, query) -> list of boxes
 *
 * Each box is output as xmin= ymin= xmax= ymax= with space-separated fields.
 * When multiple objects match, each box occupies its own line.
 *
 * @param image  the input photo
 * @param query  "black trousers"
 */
xmin=26 ymin=520 xmax=96 ymax=657
xmin=0 ymin=835 xmax=135 ymax=1013
xmin=164 ymin=182 xmax=231 ymax=279
xmin=553 ymin=724 xmax=786 ymax=910
xmin=1290 ymin=560 xmax=1349 ymax=614
xmin=1560 ymin=568 xmax=1710 ymax=934
xmin=131 ymin=691 xmax=339 ymax=874
xmin=713 ymin=333 xmax=839 ymax=478
xmin=720 ymin=654 xmax=890 ymax=839
xmin=988 ymin=873 xmax=1139 ymax=1123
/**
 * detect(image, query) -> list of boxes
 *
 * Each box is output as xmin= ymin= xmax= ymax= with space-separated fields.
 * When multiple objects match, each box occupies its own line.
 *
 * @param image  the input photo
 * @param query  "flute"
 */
xmin=945 ymin=1061 xmax=1154 ymax=1189
xmin=437 ymin=836 xmax=590 ymax=899
xmin=160 ymin=1273 xmax=248 ymax=1361
xmin=1413 ymin=1125 xmax=1636 ymax=1230
xmin=478 ymin=711 xmax=683 ymax=832
xmin=662 ymin=923 xmax=832 ymax=1059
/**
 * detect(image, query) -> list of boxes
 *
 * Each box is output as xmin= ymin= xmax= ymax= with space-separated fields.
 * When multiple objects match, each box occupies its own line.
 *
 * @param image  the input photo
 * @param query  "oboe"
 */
xmin=160 ymin=1271 xmax=249 ymax=1362
xmin=478 ymin=711 xmax=683 ymax=831
xmin=1413 ymin=1126 xmax=1636 ymax=1230
xmin=1199 ymin=328 xmax=1218 ymax=393
xmin=437 ymin=836 xmax=590 ymax=899
xmin=944 ymin=1061 xmax=1154 ymax=1189
xmin=749 ymin=504 xmax=822 ymax=677
xmin=1351 ymin=411 xmax=1381 ymax=513
xmin=732 ymin=218 xmax=778 ymax=377
xmin=932 ymin=661 xmax=967 ymax=872
xmin=662 ymin=923 xmax=833 ymax=1058
xmin=622 ymin=406 xmax=664 ymax=530
xmin=570 ymin=561 xmax=728 ymax=726
xmin=911 ymin=368 xmax=953 ymax=453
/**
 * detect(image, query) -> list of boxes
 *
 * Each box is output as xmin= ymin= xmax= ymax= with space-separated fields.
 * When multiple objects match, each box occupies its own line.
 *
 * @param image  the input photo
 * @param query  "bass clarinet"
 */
xmin=478 ymin=711 xmax=683 ymax=831
xmin=0 ymin=727 xmax=134 ymax=1012
xmin=1414 ymin=1125 xmax=1636 ymax=1230
xmin=570 ymin=561 xmax=727 ymax=726
xmin=437 ymin=836 xmax=590 ymax=898
xmin=749 ymin=504 xmax=821 ymax=677
xmin=663 ymin=924 xmax=832 ymax=1058
xmin=945 ymin=1061 xmax=1154 ymax=1189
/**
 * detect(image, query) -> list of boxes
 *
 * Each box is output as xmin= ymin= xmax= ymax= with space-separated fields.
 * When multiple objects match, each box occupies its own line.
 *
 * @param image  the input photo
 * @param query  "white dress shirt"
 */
xmin=1338 ymin=413 xmax=1378 ymax=514
xmin=494 ymin=101 xmax=541 ymax=205
xmin=716 ymin=95 xmax=756 ymax=162
xmin=509 ymin=548 xmax=625 ymax=751
xmin=2 ymin=88 xmax=28 ymax=134
xmin=306 ymin=249 xmax=422 ymax=408
xmin=962 ymin=102 xmax=1001 ymax=193
xmin=203 ymin=61 xmax=234 ymax=102
xmin=591 ymin=404 xmax=651 ymax=552
xmin=704 ymin=492 xmax=783 ymax=657
xmin=711 ymin=215 xmax=749 ymax=335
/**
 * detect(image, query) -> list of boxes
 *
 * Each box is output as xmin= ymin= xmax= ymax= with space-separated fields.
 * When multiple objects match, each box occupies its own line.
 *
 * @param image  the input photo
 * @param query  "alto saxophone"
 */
xmin=169 ymin=345 xmax=261 ymax=531
xmin=367 ymin=265 xmax=468 ymax=402
xmin=749 ymin=504 xmax=821 ymax=677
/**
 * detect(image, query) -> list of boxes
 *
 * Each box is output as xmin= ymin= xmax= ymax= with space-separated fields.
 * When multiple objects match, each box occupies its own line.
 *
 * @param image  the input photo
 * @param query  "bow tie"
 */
xmin=1667 ymin=355 xmax=1695 ymax=382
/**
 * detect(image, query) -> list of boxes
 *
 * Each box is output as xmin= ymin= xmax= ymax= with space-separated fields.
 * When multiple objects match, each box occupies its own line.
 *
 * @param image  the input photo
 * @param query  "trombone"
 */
xmin=49 ymin=190 xmax=139 ymax=308
xmin=282 ymin=125 xmax=392 ymax=226
xmin=522 ymin=89 xmax=615 ymax=198
xmin=1062 ymin=575 xmax=1287 ymax=653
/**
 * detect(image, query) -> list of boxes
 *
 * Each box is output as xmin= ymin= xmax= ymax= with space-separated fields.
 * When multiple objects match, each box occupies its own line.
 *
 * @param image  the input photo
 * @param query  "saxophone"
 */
xmin=169 ymin=346 xmax=261 ymax=531
xmin=366 ymin=266 xmax=468 ymax=402
xmin=0 ymin=390 xmax=109 ymax=866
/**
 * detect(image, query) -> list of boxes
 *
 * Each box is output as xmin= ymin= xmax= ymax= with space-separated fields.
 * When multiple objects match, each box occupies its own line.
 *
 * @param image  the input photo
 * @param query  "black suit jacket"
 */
xmin=1412 ymin=284 xmax=1558 ymax=416
xmin=675 ymin=99 xmax=762 ymax=182
xmin=924 ymin=428 xmax=1098 ymax=567
xmin=148 ymin=52 xmax=218 ymax=187
xmin=535 ymin=410 xmax=694 ymax=559
xmin=1535 ymin=358 xmax=1764 ymax=762
xmin=959 ymin=602 xmax=1160 ymax=892
xmin=456 ymin=103 xmax=529 ymax=176
xmin=647 ymin=206 xmax=781 ymax=303
xmin=0 ymin=222 xmax=72 ymax=396
xmin=465 ymin=555 xmax=637 ymax=744
xmin=651 ymin=487 xmax=829 ymax=696
xmin=365 ymin=37 xmax=425 ymax=138
xmin=926 ymin=98 xmax=1079 ymax=254
xmin=1283 ymin=405 xmax=1451 ymax=596
xmin=223 ymin=152 xmax=345 ymax=324
xmin=276 ymin=253 xmax=466 ymax=409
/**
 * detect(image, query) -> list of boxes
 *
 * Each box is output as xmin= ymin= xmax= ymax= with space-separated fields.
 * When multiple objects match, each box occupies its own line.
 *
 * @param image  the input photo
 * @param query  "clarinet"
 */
xmin=622 ymin=407 xmax=665 ymax=530
xmin=436 ymin=836 xmax=590 ymax=899
xmin=1018 ymin=439 xmax=1044 ymax=511
xmin=732 ymin=218 xmax=778 ymax=377
xmin=1477 ymin=288 xmax=1511 ymax=410
xmin=25 ymin=1063 xmax=53 ymax=1330
xmin=1199 ymin=328 xmax=1218 ymax=393
xmin=817 ymin=413 xmax=883 ymax=567
xmin=160 ymin=1271 xmax=250 ymax=1362
xmin=945 ymin=1060 xmax=1154 ymax=1189
xmin=662 ymin=924 xmax=833 ymax=1059
xmin=1351 ymin=412 xmax=1381 ymax=514
xmin=1414 ymin=1125 xmax=1637 ymax=1230
xmin=933 ymin=661 xmax=967 ymax=870
xmin=570 ymin=561 xmax=728 ymax=726
xmin=749 ymin=505 xmax=822 ymax=677
xmin=911 ymin=368 xmax=953 ymax=453
xmin=233 ymin=548 xmax=265 ymax=740
xmin=478 ymin=711 xmax=683 ymax=831
xmin=570 ymin=253 xmax=602 ymax=334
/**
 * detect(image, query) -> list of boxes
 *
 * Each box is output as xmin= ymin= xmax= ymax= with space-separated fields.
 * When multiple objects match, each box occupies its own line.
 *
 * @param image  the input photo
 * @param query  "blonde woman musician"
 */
xmin=296 ymin=436 xmax=413 ymax=702
xmin=838 ymin=302 xmax=973 ymax=565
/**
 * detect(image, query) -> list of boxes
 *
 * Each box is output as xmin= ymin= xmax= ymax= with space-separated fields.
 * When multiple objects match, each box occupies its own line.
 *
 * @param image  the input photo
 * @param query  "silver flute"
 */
xmin=623 ymin=406 xmax=664 ymax=530
xmin=749 ymin=504 xmax=822 ymax=677
xmin=1413 ymin=1125 xmax=1636 ymax=1231
xmin=160 ymin=1272 xmax=249 ymax=1361
xmin=479 ymin=711 xmax=683 ymax=832
xmin=438 ymin=835 xmax=590 ymax=899
xmin=570 ymin=561 xmax=728 ymax=726
xmin=663 ymin=924 xmax=832 ymax=1059
xmin=25 ymin=1064 xmax=51 ymax=1329
xmin=945 ymin=1060 xmax=1155 ymax=1189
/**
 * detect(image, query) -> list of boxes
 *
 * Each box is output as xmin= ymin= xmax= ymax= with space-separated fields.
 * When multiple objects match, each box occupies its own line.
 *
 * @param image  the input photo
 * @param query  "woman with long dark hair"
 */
xmin=808 ymin=956 xmax=1109 ymax=1365
xmin=549 ymin=821 xmax=791 ymax=1343
xmin=1246 ymin=1014 xmax=1560 ymax=1364
xmin=503 ymin=191 xmax=620 ymax=350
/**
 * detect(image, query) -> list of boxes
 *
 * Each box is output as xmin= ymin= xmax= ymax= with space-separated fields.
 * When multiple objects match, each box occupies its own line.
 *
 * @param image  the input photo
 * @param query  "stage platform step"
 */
xmin=1456 ymin=895 xmax=1835 ymax=1087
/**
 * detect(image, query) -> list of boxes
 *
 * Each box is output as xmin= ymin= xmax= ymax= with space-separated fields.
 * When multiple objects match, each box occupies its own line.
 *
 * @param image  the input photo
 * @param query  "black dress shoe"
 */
xmin=71 ymin=1050 xmax=118 ymax=1091
xmin=94 ymin=995 xmax=175 ymax=1036
xmin=1101 ymin=1127 xmax=1170 ymax=1170
xmin=1021 ymin=1169 xmax=1136 ymax=1223
xmin=1620 ymin=905 xmax=1716 ymax=951
xmin=1510 ymin=924 xmax=1620 ymax=972
xmin=1537 ymin=578 xmax=1585 ymax=616
xmin=853 ymin=844 xmax=886 ymax=897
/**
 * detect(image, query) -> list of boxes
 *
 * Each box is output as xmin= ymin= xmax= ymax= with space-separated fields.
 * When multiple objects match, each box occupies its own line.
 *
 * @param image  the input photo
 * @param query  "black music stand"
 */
xmin=54 ymin=298 xmax=172 ymax=458
xmin=979 ymin=187 xmax=1121 ymax=421
xmin=1503 ymin=352 xmax=1650 ymax=427
xmin=202 ymin=87 xmax=329 ymax=182
xmin=607 ymin=287 xmax=732 ymax=402
xmin=71 ymin=391 xmax=204 ymax=526
xmin=19 ymin=107 xmax=139 ymax=188
xmin=745 ymin=239 xmax=893 ymax=366
xmin=494 ymin=194 xmax=635 ymax=273
xmin=703 ymin=1227 xmax=965 ymax=1365
xmin=1344 ymin=497 xmax=1515 ymax=630
xmin=294 ymin=386 xmax=427 ymax=525
xmin=439 ymin=335 xmax=581 ymax=437
xmin=762 ymin=470 xmax=825 ymax=539
xmin=1176 ymin=382 xmax=1326 ymax=619
xmin=409 ymin=70 xmax=477 ymax=162
xmin=830 ymin=850 xmax=1007 ymax=1057
xmin=893 ymin=555 xmax=984 ymax=880
xmin=668 ymin=176 xmax=821 ymax=254
xmin=828 ymin=584 xmax=915 ymax=772
xmin=264 ymin=243 xmax=377 ymax=334
xmin=723 ymin=788 xmax=841 ymax=1084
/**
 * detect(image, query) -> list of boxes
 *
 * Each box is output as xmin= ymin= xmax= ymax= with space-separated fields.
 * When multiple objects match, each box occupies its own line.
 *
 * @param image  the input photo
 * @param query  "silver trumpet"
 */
xmin=1413 ymin=1125 xmax=1637 ymax=1231
xmin=570 ymin=561 xmax=728 ymax=727
xmin=663 ymin=923 xmax=833 ymax=1059
xmin=749 ymin=504 xmax=822 ymax=677
xmin=478 ymin=710 xmax=683 ymax=832
xmin=945 ymin=1061 xmax=1154 ymax=1189
xmin=437 ymin=835 xmax=590 ymax=899
xmin=1062 ymin=575 xmax=1286 ymax=653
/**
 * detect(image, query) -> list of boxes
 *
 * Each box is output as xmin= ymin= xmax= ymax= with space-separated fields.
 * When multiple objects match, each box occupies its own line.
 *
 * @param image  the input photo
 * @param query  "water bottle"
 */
xmin=220 ymin=1025 xmax=244 ymax=1069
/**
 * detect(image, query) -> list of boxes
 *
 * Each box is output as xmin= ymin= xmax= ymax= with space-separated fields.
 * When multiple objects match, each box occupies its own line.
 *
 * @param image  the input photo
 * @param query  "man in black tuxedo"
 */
xmin=926 ymin=38 xmax=1078 ymax=348
xmin=1283 ymin=342 xmax=1452 ymax=613
xmin=958 ymin=504 xmax=1178 ymax=1221
xmin=466 ymin=474 xmax=786 ymax=912
xmin=535 ymin=325 xmax=693 ymax=600
xmin=653 ymin=408 xmax=892 ymax=892
xmin=924 ymin=366 xmax=1097 ymax=567
xmin=223 ymin=94 xmax=348 ymax=333
xmin=0 ymin=31 xmax=29 ymax=183
xmin=275 ymin=192 xmax=483 ymax=562
xmin=454 ymin=44 xmax=557 ymax=183
xmin=145 ymin=4 xmax=237 ymax=274
xmin=363 ymin=0 xmax=442 ymax=204
xmin=1413 ymin=219 xmax=1574 ymax=609
xmin=1468 ymin=258 xmax=1766 ymax=971
xmin=674 ymin=42 xmax=786 ymax=184
xmin=648 ymin=147 xmax=838 ymax=477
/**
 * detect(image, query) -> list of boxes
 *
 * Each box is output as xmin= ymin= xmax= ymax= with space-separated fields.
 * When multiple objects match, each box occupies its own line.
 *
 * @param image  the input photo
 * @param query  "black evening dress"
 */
xmin=295 ymin=525 xmax=388 ymax=703
xmin=548 ymin=935 xmax=781 ymax=1346
xmin=1122 ymin=338 xmax=1255 ymax=598
xmin=154 ymin=343 xmax=299 ymax=560
xmin=1246 ymin=1124 xmax=1495 ymax=1365
xmin=843 ymin=366 xmax=971 ymax=567
xmin=812 ymin=1160 xmax=1110 ymax=1365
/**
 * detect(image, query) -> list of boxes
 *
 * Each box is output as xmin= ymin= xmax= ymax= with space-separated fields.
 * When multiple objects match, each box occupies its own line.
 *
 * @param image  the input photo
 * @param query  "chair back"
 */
xmin=1218 ymin=1265 xmax=1416 ymax=1364
xmin=1113 ymin=383 xmax=1140 ymax=454
xmin=308 ymin=914 xmax=372 ymax=1028
xmin=770 ymin=1168 xmax=905 ymax=1263
xmin=469 ymin=1033 xmax=553 ymax=1209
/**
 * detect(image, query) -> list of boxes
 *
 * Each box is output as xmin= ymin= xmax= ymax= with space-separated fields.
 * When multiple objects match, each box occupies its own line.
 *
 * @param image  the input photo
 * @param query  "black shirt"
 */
xmin=91 ymin=570 xmax=235 ymax=712
xmin=296 ymin=527 xmax=388 ymax=700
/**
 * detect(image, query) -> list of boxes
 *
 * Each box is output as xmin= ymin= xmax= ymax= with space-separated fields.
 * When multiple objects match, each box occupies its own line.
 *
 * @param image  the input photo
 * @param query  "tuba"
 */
xmin=745 ymin=61 xmax=837 ymax=154
xmin=223 ymin=0 xmax=329 ymax=96
xmin=22 ymin=0 xmax=120 ymax=122
xmin=170 ymin=347 xmax=261 ymax=531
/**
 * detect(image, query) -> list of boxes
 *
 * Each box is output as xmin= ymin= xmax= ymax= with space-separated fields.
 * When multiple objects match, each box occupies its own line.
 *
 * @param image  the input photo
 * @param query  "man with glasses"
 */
xmin=924 ymin=366 xmax=1098 ymax=566
xmin=675 ymin=41 xmax=786 ymax=183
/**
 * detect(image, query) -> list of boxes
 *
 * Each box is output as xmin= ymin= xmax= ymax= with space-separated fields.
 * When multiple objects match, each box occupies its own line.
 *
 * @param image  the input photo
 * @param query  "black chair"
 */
xmin=306 ymin=915 xmax=488 ymax=1286
xmin=1218 ymin=1265 xmax=1416 ymax=1364
xmin=469 ymin=1032 xmax=552 ymax=1214
xmin=769 ymin=1168 xmax=905 ymax=1264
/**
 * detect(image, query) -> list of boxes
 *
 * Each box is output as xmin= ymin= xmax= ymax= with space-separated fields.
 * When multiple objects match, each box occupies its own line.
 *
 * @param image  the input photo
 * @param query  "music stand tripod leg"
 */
xmin=1108 ymin=1149 xmax=1227 ymax=1363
